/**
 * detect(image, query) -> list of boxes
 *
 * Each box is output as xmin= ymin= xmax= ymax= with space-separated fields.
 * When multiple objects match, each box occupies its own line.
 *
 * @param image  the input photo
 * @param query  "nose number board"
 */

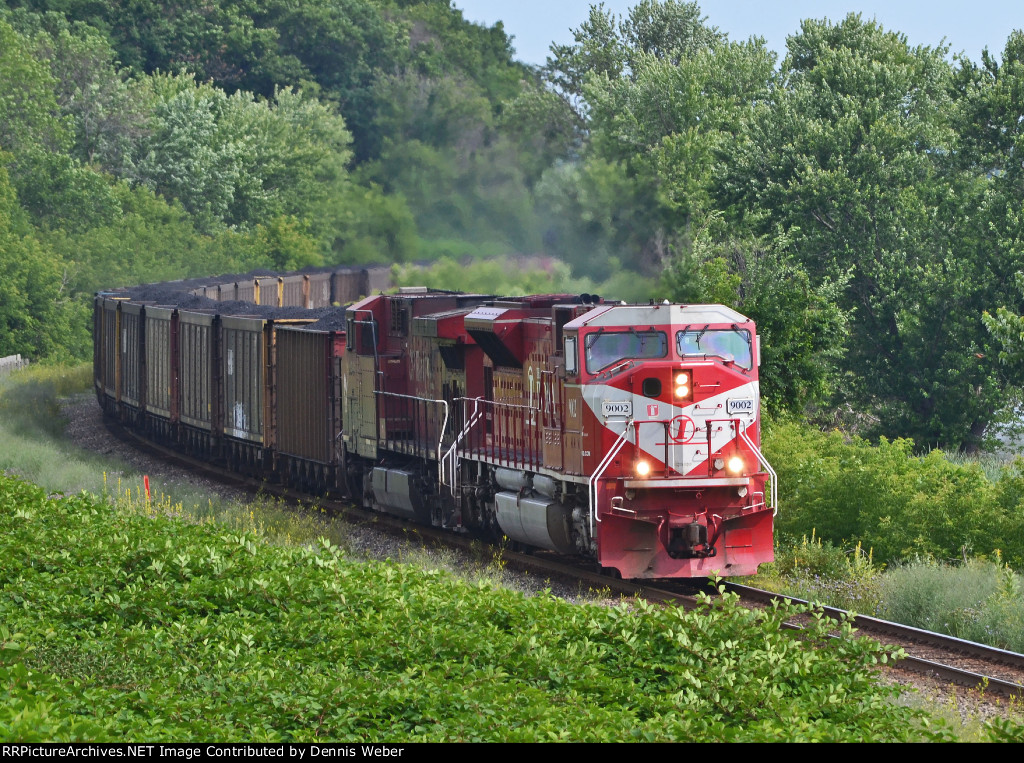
xmin=602 ymin=400 xmax=632 ymax=417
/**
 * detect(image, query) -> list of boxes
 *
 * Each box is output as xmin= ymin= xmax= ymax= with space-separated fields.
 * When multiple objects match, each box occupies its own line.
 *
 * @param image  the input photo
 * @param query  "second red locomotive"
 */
xmin=94 ymin=269 xmax=776 ymax=579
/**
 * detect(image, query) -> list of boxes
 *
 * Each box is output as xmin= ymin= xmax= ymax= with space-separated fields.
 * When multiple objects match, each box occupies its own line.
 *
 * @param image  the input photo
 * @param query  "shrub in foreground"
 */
xmin=0 ymin=474 xmax=995 ymax=742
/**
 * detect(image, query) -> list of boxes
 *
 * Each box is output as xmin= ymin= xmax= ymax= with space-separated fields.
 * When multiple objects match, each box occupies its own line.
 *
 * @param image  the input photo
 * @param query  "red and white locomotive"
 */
xmin=94 ymin=271 xmax=775 ymax=579
xmin=342 ymin=290 xmax=775 ymax=579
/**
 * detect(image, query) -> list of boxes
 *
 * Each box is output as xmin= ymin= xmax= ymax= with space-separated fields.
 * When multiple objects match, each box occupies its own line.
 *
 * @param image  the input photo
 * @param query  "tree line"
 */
xmin=3 ymin=0 xmax=1024 ymax=452
xmin=516 ymin=2 xmax=1024 ymax=452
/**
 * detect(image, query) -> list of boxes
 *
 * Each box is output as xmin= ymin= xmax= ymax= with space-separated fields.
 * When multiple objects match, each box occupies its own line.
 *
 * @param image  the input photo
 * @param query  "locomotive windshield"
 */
xmin=677 ymin=327 xmax=753 ymax=370
xmin=585 ymin=330 xmax=667 ymax=373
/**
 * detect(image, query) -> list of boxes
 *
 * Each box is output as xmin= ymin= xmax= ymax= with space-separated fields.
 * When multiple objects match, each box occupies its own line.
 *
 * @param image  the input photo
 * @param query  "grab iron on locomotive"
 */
xmin=94 ymin=266 xmax=776 ymax=579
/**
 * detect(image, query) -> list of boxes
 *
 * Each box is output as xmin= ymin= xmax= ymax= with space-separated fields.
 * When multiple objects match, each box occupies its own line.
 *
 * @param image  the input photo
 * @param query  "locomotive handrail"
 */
xmin=441 ymin=397 xmax=484 ymax=492
xmin=452 ymin=396 xmax=544 ymax=470
xmin=588 ymin=419 xmax=633 ymax=534
xmin=739 ymin=428 xmax=777 ymax=515
xmin=375 ymin=389 xmax=450 ymax=489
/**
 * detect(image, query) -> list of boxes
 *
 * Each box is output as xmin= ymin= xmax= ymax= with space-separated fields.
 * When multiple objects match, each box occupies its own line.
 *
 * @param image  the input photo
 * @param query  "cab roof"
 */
xmin=564 ymin=303 xmax=750 ymax=330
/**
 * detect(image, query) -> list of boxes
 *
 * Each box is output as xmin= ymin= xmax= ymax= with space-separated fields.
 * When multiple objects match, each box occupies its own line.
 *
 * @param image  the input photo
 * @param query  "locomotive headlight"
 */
xmin=727 ymin=456 xmax=745 ymax=475
xmin=674 ymin=373 xmax=690 ymax=398
xmin=635 ymin=460 xmax=652 ymax=478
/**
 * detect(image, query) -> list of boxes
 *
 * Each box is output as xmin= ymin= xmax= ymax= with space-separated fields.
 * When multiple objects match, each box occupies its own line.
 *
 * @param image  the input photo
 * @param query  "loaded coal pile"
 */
xmin=114 ymin=269 xmax=352 ymax=325
xmin=297 ymin=312 xmax=349 ymax=331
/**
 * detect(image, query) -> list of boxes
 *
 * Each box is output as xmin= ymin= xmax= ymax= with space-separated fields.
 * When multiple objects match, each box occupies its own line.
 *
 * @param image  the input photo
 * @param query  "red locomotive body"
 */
xmin=341 ymin=292 xmax=775 ymax=579
xmin=94 ymin=269 xmax=775 ymax=579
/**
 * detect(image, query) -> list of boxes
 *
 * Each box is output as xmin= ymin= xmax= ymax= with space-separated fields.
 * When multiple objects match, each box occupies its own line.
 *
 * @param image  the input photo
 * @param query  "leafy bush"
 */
xmin=0 ymin=473 xmax=968 ymax=742
xmin=764 ymin=421 xmax=1024 ymax=569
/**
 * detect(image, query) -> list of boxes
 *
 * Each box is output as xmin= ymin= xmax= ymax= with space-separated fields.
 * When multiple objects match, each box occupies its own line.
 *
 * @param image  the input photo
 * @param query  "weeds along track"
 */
xmin=102 ymin=412 xmax=1024 ymax=707
xmin=722 ymin=582 xmax=1024 ymax=700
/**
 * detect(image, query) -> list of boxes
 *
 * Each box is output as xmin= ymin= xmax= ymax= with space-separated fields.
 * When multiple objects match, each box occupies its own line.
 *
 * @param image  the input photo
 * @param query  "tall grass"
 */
xmin=879 ymin=558 xmax=1024 ymax=652
xmin=748 ymin=540 xmax=1024 ymax=653
xmin=0 ymin=363 xmax=105 ymax=493
xmin=938 ymin=450 xmax=1016 ymax=483
xmin=749 ymin=532 xmax=885 ymax=614
xmin=0 ymin=363 xmax=342 ymax=551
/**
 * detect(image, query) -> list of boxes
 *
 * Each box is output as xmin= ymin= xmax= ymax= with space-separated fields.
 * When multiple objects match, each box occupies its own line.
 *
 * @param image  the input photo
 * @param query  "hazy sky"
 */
xmin=453 ymin=1 xmax=1022 ymax=66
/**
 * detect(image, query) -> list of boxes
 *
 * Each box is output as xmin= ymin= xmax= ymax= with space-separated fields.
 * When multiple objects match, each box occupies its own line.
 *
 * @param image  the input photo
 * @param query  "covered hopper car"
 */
xmin=94 ymin=267 xmax=776 ymax=579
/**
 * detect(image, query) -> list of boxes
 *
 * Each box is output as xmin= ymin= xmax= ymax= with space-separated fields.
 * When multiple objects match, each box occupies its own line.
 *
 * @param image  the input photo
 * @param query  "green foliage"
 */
xmin=537 ymin=4 xmax=763 ymax=281
xmin=715 ymin=14 xmax=1010 ymax=449
xmin=319 ymin=182 xmax=419 ymax=265
xmin=8 ymin=0 xmax=1024 ymax=457
xmin=0 ymin=16 xmax=124 ymax=233
xmin=4 ymin=9 xmax=146 ymax=174
xmin=0 ymin=474 xmax=955 ymax=741
xmin=393 ymin=256 xmax=656 ymax=304
xmin=393 ymin=256 xmax=572 ymax=296
xmin=501 ymin=87 xmax=579 ymax=182
xmin=586 ymin=36 xmax=774 ymax=223
xmin=399 ymin=1 xmax=526 ymax=106
xmin=134 ymin=75 xmax=353 ymax=231
xmin=0 ymin=163 xmax=87 ymax=360
xmin=753 ymin=533 xmax=883 ymax=615
xmin=534 ymin=158 xmax=653 ymax=280
xmin=42 ymin=184 xmax=241 ymax=294
xmin=879 ymin=558 xmax=1024 ymax=653
xmin=764 ymin=421 xmax=1024 ymax=569
xmin=243 ymin=217 xmax=323 ymax=272
xmin=362 ymin=135 xmax=540 ymax=255
xmin=0 ymin=17 xmax=69 ymax=159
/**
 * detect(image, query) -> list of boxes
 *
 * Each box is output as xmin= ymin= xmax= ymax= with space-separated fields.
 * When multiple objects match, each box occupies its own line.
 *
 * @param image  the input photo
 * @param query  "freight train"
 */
xmin=94 ymin=266 xmax=776 ymax=579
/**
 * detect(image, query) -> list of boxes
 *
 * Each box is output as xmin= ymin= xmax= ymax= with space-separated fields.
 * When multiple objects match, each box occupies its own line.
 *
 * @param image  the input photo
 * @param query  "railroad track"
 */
xmin=105 ymin=416 xmax=1024 ymax=703
xmin=723 ymin=582 xmax=1024 ymax=700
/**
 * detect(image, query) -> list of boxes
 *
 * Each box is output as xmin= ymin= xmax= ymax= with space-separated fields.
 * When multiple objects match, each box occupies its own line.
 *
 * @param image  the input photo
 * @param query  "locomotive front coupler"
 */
xmin=667 ymin=521 xmax=718 ymax=559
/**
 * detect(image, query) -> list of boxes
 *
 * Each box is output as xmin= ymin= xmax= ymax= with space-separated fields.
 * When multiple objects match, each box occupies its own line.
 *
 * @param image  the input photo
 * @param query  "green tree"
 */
xmin=969 ymin=34 xmax=1024 ymax=415
xmin=133 ymin=75 xmax=355 ymax=233
xmin=0 ymin=159 xmax=84 ymax=359
xmin=585 ymin=35 xmax=774 ymax=228
xmin=536 ymin=2 xmax=771 ymax=278
xmin=0 ymin=16 xmax=122 ymax=232
xmin=717 ymin=14 xmax=1003 ymax=449
xmin=663 ymin=226 xmax=849 ymax=415
xmin=2 ymin=9 xmax=147 ymax=174
xmin=0 ymin=15 xmax=68 ymax=157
